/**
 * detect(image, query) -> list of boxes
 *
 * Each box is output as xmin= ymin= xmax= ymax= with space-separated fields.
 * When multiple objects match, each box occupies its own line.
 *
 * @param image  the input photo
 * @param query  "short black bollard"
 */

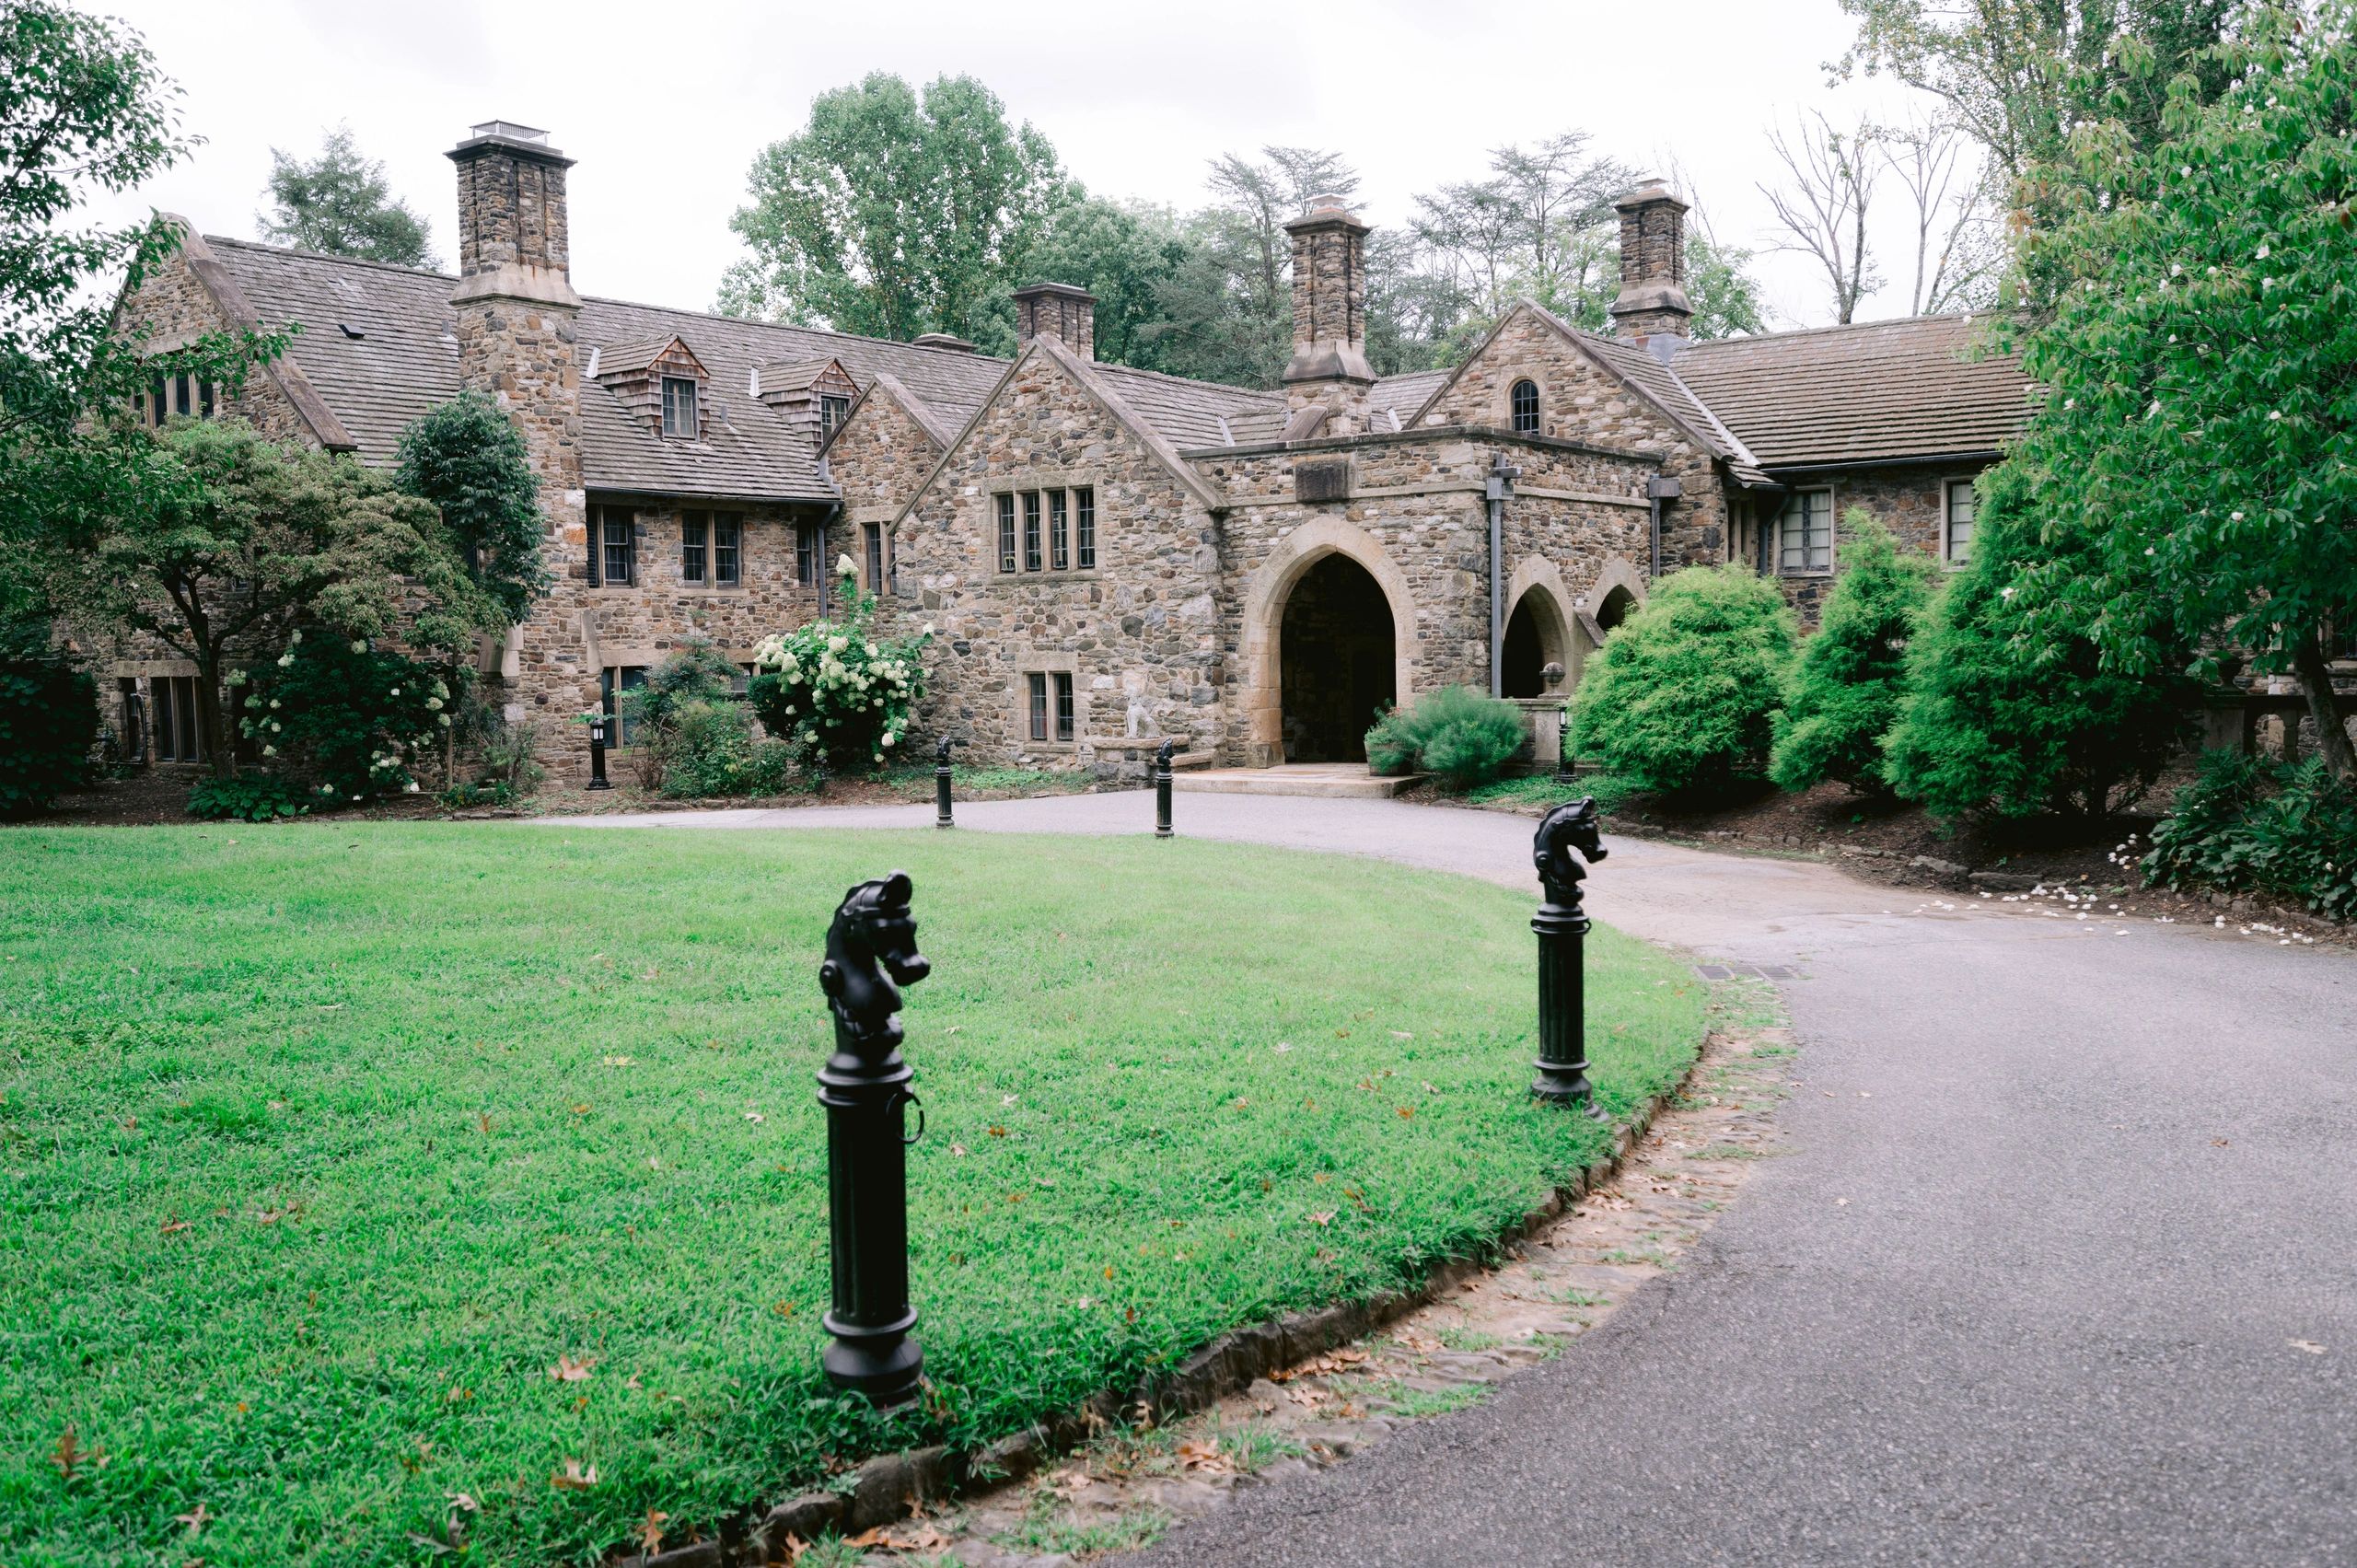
xmin=1155 ymin=738 xmax=1174 ymax=838
xmin=586 ymin=715 xmax=614 ymax=791
xmin=1530 ymin=797 xmax=1608 ymax=1116
xmin=934 ymin=736 xmax=955 ymax=829
xmin=817 ymin=871 xmax=933 ymax=1405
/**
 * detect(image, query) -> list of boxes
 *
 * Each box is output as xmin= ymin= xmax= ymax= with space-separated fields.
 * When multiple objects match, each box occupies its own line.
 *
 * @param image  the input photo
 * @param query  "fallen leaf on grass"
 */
xmin=1308 ymin=1211 xmax=1334 ymax=1226
xmin=1271 ymin=1349 xmax=1366 ymax=1383
xmin=549 ymin=1458 xmax=598 ymax=1491
xmin=51 ymin=1426 xmax=99 ymax=1479
xmin=1176 ymin=1438 xmax=1230 ymax=1473
xmin=175 ymin=1503 xmax=214 ymax=1536
xmin=883 ymin=1523 xmax=953 ymax=1551
xmin=744 ymin=1110 xmax=764 ymax=1123
xmin=636 ymin=1509 xmax=668 ymax=1551
xmin=948 ymin=1143 xmax=968 ymax=1156
xmin=986 ymin=1126 xmax=1009 ymax=1138
xmin=549 ymin=1354 xmax=598 ymax=1382
xmin=159 ymin=1219 xmax=190 ymax=1237
xmin=602 ymin=1056 xmax=636 ymax=1068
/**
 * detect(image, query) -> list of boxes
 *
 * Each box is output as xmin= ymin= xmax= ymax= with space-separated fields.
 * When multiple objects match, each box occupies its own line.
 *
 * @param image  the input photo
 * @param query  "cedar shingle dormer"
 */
xmin=595 ymin=334 xmax=710 ymax=440
xmin=755 ymin=356 xmax=859 ymax=450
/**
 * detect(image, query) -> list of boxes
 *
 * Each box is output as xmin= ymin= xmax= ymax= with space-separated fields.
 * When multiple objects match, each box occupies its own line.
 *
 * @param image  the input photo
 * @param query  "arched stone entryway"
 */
xmin=1567 ymin=556 xmax=1648 ymax=686
xmin=1240 ymin=518 xmax=1418 ymax=767
xmin=1280 ymin=554 xmax=1397 ymax=761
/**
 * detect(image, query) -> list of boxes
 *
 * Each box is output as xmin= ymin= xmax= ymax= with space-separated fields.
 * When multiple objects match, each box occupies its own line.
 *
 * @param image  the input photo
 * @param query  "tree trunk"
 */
xmin=2291 ymin=630 xmax=2355 ymax=783
xmin=195 ymin=650 xmax=237 ymax=780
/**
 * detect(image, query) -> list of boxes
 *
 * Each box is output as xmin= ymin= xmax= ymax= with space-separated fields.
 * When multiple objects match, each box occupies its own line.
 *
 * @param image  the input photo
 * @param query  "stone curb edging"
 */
xmin=606 ymin=1063 xmax=1702 ymax=1567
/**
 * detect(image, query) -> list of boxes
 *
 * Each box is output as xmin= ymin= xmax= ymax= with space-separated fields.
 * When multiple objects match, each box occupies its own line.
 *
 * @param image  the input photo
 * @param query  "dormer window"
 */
xmin=594 ymin=335 xmax=711 ymax=440
xmin=820 ymin=394 xmax=851 ymax=444
xmin=661 ymin=376 xmax=698 ymax=438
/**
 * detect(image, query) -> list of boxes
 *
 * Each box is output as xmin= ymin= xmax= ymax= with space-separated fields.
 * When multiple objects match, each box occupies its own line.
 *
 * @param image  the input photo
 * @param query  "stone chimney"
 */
xmin=447 ymin=120 xmax=586 ymax=703
xmin=1282 ymin=196 xmax=1375 ymax=435
xmin=1014 ymin=282 xmax=1096 ymax=360
xmin=1608 ymin=180 xmax=1694 ymax=344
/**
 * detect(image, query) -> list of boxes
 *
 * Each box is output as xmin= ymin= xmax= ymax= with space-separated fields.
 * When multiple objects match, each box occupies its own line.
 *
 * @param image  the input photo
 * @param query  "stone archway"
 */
xmin=1280 ymin=555 xmax=1397 ymax=761
xmin=1568 ymin=556 xmax=1648 ymax=685
xmin=1502 ymin=559 xmax=1577 ymax=698
xmin=1241 ymin=518 xmax=1418 ymax=767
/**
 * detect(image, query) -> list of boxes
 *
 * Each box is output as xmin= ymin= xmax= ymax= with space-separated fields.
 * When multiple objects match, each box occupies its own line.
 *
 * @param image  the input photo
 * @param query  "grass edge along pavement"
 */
xmin=732 ymin=984 xmax=1782 ymax=1568
xmin=0 ymin=826 xmax=1704 ymax=1566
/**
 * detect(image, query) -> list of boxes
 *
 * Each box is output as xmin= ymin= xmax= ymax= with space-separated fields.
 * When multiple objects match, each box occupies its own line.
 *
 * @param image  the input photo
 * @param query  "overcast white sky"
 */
xmin=82 ymin=0 xmax=1949 ymax=331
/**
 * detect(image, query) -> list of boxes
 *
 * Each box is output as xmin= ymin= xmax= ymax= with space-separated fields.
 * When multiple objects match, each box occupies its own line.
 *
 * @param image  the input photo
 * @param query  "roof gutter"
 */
xmin=1758 ymin=449 xmax=2002 ymax=478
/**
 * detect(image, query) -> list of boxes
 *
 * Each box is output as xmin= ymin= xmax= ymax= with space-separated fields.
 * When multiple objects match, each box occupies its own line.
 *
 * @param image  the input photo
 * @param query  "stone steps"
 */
xmin=1175 ymin=766 xmax=1421 ymax=800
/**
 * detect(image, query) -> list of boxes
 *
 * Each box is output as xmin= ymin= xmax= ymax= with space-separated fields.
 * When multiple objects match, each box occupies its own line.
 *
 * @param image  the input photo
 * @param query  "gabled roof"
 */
xmin=1670 ymin=314 xmax=2030 ymax=469
xmin=595 ymin=335 xmax=702 ymax=380
xmin=858 ymin=370 xmax=962 ymax=450
xmin=755 ymin=356 xmax=850 ymax=394
xmin=1083 ymin=361 xmax=1285 ymax=450
xmin=198 ymin=236 xmax=1013 ymax=503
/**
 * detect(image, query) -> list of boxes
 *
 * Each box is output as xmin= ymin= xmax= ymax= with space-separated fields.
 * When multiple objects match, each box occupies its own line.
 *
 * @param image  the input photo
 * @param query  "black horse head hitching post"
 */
xmin=1155 ymin=738 xmax=1174 ymax=838
xmin=1530 ymin=796 xmax=1609 ymax=1112
xmin=816 ymin=870 xmax=932 ymax=1404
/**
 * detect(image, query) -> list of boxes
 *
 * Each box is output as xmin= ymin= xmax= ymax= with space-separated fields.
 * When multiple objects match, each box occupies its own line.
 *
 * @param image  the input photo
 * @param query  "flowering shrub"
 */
xmin=237 ymin=630 xmax=447 ymax=803
xmin=747 ymin=562 xmax=932 ymax=776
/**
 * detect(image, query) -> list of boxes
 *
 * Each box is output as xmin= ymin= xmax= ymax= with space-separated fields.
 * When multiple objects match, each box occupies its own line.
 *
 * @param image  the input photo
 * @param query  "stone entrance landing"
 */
xmin=1176 ymin=763 xmax=1419 ymax=800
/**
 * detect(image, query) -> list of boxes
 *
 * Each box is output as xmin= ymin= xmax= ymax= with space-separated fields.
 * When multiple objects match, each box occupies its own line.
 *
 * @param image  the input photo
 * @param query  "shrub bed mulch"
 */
xmin=1444 ymin=772 xmax=2351 ymax=947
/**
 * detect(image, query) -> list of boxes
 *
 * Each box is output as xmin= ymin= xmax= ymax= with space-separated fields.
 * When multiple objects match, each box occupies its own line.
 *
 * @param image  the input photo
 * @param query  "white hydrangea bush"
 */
xmin=747 ymin=563 xmax=933 ymax=775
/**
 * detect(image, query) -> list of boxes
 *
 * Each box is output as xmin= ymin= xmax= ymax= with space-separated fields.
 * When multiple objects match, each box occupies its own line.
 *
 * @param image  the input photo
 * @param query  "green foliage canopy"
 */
xmin=41 ymin=421 xmax=493 ymax=775
xmin=257 ymin=125 xmax=437 ymax=268
xmin=721 ymin=73 xmax=1064 ymax=344
xmin=1992 ymin=2 xmax=2357 ymax=778
xmin=395 ymin=389 xmax=548 ymax=623
xmin=1882 ymin=461 xmax=2189 ymax=819
xmin=1571 ymin=565 xmax=1799 ymax=797
xmin=1770 ymin=512 xmax=1938 ymax=795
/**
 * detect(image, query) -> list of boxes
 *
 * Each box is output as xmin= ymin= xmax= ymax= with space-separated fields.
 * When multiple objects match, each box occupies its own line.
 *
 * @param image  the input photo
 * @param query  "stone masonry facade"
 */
xmin=100 ymin=118 xmax=2034 ymax=778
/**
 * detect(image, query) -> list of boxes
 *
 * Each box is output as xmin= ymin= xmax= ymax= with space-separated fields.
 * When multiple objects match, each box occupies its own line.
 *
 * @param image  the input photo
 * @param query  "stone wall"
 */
xmin=1193 ymin=427 xmax=1659 ymax=765
xmin=886 ymin=347 xmax=1228 ymax=774
xmin=1765 ymin=462 xmax=1980 ymax=624
xmin=1417 ymin=308 xmax=1727 ymax=569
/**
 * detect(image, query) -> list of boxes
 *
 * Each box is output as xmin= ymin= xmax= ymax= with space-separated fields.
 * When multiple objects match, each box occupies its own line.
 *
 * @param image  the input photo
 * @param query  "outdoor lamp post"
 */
xmin=1555 ymin=705 xmax=1575 ymax=786
xmin=586 ymin=714 xmax=613 ymax=791
xmin=817 ymin=870 xmax=933 ymax=1405
xmin=1155 ymin=738 xmax=1174 ymax=839
xmin=935 ymin=736 xmax=955 ymax=829
xmin=1530 ymin=797 xmax=1608 ymax=1114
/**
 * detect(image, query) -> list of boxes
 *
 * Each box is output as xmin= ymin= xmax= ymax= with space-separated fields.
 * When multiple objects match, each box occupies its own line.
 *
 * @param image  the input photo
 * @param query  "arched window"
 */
xmin=1510 ymin=378 xmax=1540 ymax=436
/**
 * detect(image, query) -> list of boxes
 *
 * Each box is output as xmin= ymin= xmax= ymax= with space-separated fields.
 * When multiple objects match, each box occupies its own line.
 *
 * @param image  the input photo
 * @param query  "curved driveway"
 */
xmin=550 ymin=792 xmax=2356 ymax=1564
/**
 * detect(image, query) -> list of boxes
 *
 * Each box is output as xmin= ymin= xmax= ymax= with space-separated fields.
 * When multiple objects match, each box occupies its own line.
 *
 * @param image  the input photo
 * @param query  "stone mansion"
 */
xmin=107 ymin=121 xmax=2031 ymax=774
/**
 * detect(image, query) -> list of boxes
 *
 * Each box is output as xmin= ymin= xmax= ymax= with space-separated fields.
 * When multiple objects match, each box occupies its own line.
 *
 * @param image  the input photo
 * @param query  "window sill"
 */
xmin=673 ymin=583 xmax=746 ymax=595
xmin=993 ymin=569 xmax=1104 ymax=584
xmin=1776 ymin=569 xmax=1835 ymax=580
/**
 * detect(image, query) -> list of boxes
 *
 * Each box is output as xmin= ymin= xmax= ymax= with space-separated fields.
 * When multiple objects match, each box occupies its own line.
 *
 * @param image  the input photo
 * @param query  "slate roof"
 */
xmin=1671 ymin=314 xmax=2030 ymax=470
xmin=203 ymin=236 xmax=1008 ymax=503
xmin=1084 ymin=361 xmax=1285 ymax=449
xmin=195 ymin=233 xmax=2031 ymax=509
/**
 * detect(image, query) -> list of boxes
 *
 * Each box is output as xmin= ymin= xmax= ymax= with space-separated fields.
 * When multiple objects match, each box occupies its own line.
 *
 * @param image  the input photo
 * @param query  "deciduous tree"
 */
xmin=720 ymin=73 xmax=1064 ymax=344
xmin=1995 ymin=1 xmax=2357 ymax=780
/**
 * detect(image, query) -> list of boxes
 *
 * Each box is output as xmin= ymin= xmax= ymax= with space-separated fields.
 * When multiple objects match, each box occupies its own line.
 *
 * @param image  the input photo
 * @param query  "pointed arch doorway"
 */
xmin=1279 ymin=552 xmax=1397 ymax=761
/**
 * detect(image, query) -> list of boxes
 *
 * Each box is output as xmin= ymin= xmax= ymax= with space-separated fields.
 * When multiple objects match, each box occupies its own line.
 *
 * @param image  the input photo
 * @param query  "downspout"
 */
xmin=1486 ymin=454 xmax=1521 ymax=698
xmin=1645 ymin=473 xmax=1681 ymax=582
xmin=818 ymin=501 xmax=842 ymax=617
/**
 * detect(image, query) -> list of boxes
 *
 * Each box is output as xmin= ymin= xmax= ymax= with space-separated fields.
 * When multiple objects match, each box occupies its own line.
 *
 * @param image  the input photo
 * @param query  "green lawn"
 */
xmin=0 ymin=826 xmax=1703 ymax=1565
